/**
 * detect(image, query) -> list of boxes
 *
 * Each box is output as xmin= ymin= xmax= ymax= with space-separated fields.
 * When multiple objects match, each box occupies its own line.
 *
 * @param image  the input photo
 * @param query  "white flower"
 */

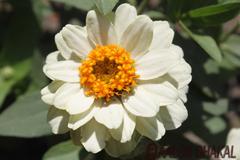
xmin=41 ymin=3 xmax=192 ymax=157
xmin=220 ymin=128 xmax=240 ymax=160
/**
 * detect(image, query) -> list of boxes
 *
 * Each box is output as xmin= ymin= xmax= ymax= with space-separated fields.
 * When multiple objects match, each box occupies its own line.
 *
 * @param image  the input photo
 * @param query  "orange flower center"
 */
xmin=79 ymin=45 xmax=139 ymax=101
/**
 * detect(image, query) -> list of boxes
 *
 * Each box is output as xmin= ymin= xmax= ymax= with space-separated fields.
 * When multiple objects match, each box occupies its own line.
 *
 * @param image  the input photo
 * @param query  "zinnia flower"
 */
xmin=41 ymin=3 xmax=192 ymax=157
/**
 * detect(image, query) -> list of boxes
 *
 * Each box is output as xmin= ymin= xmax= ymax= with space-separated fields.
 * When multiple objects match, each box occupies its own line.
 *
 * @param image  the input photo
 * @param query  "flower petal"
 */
xmin=66 ymin=88 xmax=94 ymax=115
xmin=220 ymin=128 xmax=240 ymax=160
xmin=86 ymin=10 xmax=117 ymax=45
xmin=55 ymin=33 xmax=74 ymax=60
xmin=122 ymin=86 xmax=159 ymax=117
xmin=41 ymin=81 xmax=64 ymax=105
xmin=53 ymin=83 xmax=80 ymax=109
xmin=136 ymin=116 xmax=165 ymax=140
xmin=179 ymin=86 xmax=189 ymax=103
xmin=61 ymin=25 xmax=92 ymax=59
xmin=68 ymin=101 xmax=100 ymax=130
xmin=44 ymin=61 xmax=80 ymax=82
xmin=45 ymin=51 xmax=63 ymax=64
xmin=109 ymin=110 xmax=136 ymax=143
xmin=168 ymin=59 xmax=192 ymax=89
xmin=158 ymin=99 xmax=188 ymax=130
xmin=47 ymin=106 xmax=70 ymax=134
xmin=43 ymin=51 xmax=65 ymax=80
xmin=225 ymin=128 xmax=240 ymax=159
xmin=139 ymin=80 xmax=178 ymax=106
xmin=94 ymin=99 xmax=124 ymax=129
xmin=114 ymin=3 xmax=137 ymax=40
xmin=70 ymin=128 xmax=82 ymax=145
xmin=136 ymin=47 xmax=181 ymax=80
xmin=81 ymin=119 xmax=108 ymax=153
xmin=150 ymin=21 xmax=174 ymax=50
xmin=105 ymin=133 xmax=140 ymax=157
xmin=120 ymin=15 xmax=153 ymax=60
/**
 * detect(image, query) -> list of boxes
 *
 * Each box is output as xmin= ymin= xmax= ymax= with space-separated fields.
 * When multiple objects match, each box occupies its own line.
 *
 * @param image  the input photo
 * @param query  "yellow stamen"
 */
xmin=79 ymin=45 xmax=139 ymax=101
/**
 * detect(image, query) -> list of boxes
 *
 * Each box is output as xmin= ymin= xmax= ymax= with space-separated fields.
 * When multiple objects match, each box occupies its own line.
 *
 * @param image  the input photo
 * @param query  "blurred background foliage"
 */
xmin=0 ymin=0 xmax=240 ymax=159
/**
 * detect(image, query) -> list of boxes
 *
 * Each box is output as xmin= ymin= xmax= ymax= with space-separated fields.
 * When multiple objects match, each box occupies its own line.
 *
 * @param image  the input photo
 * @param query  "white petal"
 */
xmin=53 ymin=83 xmax=80 ymax=109
xmin=45 ymin=51 xmax=63 ymax=64
xmin=44 ymin=61 xmax=80 ymax=82
xmin=122 ymin=86 xmax=159 ymax=117
xmin=70 ymin=128 xmax=81 ymax=145
xmin=47 ymin=106 xmax=70 ymax=134
xmin=158 ymin=99 xmax=188 ymax=130
xmin=66 ymin=88 xmax=94 ymax=115
xmin=150 ymin=21 xmax=174 ymax=50
xmin=68 ymin=101 xmax=100 ymax=130
xmin=114 ymin=3 xmax=137 ymax=40
xmin=136 ymin=116 xmax=165 ymax=140
xmin=55 ymin=33 xmax=74 ymax=60
xmin=221 ymin=128 xmax=240 ymax=160
xmin=136 ymin=47 xmax=181 ymax=80
xmin=81 ymin=119 xmax=108 ymax=153
xmin=43 ymin=51 xmax=64 ymax=80
xmin=120 ymin=15 xmax=153 ymax=60
xmin=94 ymin=99 xmax=124 ymax=129
xmin=179 ymin=86 xmax=189 ymax=103
xmin=105 ymin=133 xmax=140 ymax=157
xmin=139 ymin=80 xmax=178 ymax=106
xmin=220 ymin=128 xmax=240 ymax=160
xmin=41 ymin=81 xmax=64 ymax=105
xmin=110 ymin=110 xmax=136 ymax=143
xmin=168 ymin=59 xmax=192 ymax=89
xmin=61 ymin=25 xmax=92 ymax=59
xmin=86 ymin=10 xmax=117 ymax=45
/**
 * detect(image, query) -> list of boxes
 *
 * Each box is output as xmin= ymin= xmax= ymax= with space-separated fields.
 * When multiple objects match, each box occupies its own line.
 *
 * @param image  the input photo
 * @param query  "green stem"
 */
xmin=137 ymin=0 xmax=148 ymax=14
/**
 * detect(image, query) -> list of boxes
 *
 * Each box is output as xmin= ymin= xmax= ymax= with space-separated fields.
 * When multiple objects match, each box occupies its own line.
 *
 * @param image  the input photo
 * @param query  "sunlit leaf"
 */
xmin=188 ymin=1 xmax=240 ymax=25
xmin=43 ymin=140 xmax=88 ymax=160
xmin=94 ymin=0 xmax=118 ymax=15
xmin=204 ymin=117 xmax=226 ymax=134
xmin=51 ymin=0 xmax=95 ymax=11
xmin=203 ymin=99 xmax=228 ymax=116
xmin=0 ymin=92 xmax=52 ymax=137
xmin=179 ymin=21 xmax=222 ymax=62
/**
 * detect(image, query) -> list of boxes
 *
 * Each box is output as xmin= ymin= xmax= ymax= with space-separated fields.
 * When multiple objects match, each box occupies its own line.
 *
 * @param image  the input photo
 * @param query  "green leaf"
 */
xmin=221 ymin=35 xmax=240 ymax=68
xmin=204 ymin=117 xmax=226 ymax=134
xmin=203 ymin=99 xmax=228 ymax=116
xmin=0 ymin=1 xmax=40 ymax=106
xmin=51 ymin=0 xmax=94 ymax=11
xmin=94 ymin=0 xmax=118 ymax=15
xmin=0 ymin=59 xmax=32 ymax=107
xmin=0 ymin=92 xmax=52 ymax=137
xmin=31 ymin=0 xmax=53 ymax=23
xmin=189 ymin=3 xmax=240 ymax=17
xmin=27 ymin=50 xmax=48 ymax=92
xmin=221 ymin=34 xmax=240 ymax=56
xmin=127 ymin=0 xmax=136 ymax=6
xmin=144 ymin=11 xmax=166 ymax=19
xmin=179 ymin=21 xmax=222 ymax=62
xmin=188 ymin=2 xmax=240 ymax=25
xmin=43 ymin=140 xmax=87 ymax=160
xmin=203 ymin=59 xmax=220 ymax=74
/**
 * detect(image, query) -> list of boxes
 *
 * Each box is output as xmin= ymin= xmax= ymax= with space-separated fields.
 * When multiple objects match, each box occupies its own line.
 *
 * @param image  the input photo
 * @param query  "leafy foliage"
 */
xmin=43 ymin=141 xmax=87 ymax=160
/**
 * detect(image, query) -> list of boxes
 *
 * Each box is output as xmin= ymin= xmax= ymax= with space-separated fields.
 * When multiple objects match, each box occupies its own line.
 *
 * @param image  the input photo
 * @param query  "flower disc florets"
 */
xmin=80 ymin=45 xmax=139 ymax=100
